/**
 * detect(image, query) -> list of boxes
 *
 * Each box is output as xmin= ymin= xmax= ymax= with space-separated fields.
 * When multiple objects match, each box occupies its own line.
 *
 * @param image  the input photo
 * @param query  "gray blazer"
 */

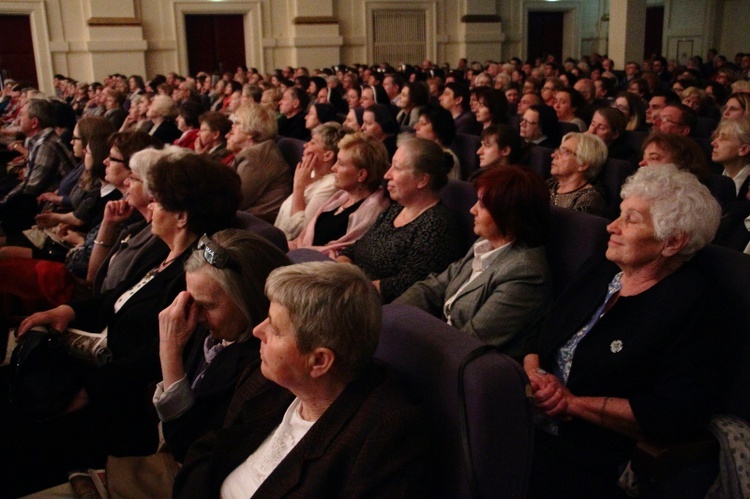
xmin=394 ymin=241 xmax=551 ymax=357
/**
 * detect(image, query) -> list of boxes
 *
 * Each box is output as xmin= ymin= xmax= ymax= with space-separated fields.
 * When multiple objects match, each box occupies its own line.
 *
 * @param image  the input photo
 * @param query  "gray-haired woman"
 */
xmin=525 ymin=164 xmax=723 ymax=497
xmin=547 ymin=132 xmax=608 ymax=216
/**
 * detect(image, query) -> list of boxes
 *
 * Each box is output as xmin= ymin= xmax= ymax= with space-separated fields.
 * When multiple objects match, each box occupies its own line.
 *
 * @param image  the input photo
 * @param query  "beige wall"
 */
xmin=0 ymin=0 xmax=748 ymax=94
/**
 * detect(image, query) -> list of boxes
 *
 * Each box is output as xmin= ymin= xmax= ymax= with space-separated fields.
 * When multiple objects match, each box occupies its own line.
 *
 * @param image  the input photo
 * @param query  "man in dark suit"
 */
xmin=439 ymin=81 xmax=481 ymax=135
xmin=277 ymin=87 xmax=310 ymax=141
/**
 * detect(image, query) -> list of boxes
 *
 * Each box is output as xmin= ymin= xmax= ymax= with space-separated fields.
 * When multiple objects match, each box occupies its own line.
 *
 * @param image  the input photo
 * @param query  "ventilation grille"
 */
xmin=372 ymin=9 xmax=426 ymax=65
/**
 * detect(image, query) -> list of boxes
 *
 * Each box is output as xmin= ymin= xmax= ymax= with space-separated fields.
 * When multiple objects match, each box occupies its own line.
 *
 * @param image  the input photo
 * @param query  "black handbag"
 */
xmin=9 ymin=328 xmax=82 ymax=419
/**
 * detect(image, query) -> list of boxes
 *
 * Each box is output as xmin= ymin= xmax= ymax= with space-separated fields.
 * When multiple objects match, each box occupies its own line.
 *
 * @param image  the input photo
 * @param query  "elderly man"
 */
xmin=277 ymin=87 xmax=310 ymax=141
xmin=0 ymin=99 xmax=75 ymax=235
xmin=382 ymin=73 xmax=403 ymax=105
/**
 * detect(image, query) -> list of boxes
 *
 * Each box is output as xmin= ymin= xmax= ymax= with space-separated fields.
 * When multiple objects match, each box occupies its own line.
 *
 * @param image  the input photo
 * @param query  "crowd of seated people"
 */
xmin=0 ymin=49 xmax=749 ymax=497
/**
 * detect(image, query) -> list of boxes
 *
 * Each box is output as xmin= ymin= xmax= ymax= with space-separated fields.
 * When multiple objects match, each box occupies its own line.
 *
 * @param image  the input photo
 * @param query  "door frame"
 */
xmin=0 ymin=2 xmax=53 ymax=93
xmin=522 ymin=1 xmax=580 ymax=62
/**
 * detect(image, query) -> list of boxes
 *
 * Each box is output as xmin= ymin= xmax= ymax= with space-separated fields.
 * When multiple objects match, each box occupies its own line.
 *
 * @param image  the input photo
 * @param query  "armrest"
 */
xmin=630 ymin=432 xmax=719 ymax=481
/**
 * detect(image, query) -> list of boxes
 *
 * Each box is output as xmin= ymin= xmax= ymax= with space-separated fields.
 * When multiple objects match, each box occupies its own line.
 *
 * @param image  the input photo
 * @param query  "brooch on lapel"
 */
xmin=610 ymin=340 xmax=623 ymax=353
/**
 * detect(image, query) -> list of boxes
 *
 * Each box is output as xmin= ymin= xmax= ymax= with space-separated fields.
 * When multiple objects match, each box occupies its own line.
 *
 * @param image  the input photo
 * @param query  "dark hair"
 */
xmin=665 ymin=103 xmax=697 ymax=132
xmin=480 ymin=124 xmax=524 ymax=164
xmin=641 ymin=131 xmax=709 ymax=179
xmin=148 ymin=154 xmax=242 ymax=236
xmin=365 ymin=104 xmax=399 ymax=135
xmin=77 ymin=116 xmax=115 ymax=149
xmin=288 ymin=86 xmax=310 ymax=112
xmin=418 ymin=104 xmax=456 ymax=147
xmin=474 ymin=87 xmax=509 ymax=125
xmin=593 ymin=106 xmax=627 ymax=137
xmin=444 ymin=81 xmax=470 ymax=112
xmin=652 ymin=88 xmax=681 ymax=106
xmin=312 ymin=103 xmax=340 ymax=125
xmin=51 ymin=100 xmax=77 ymax=131
xmin=129 ymin=75 xmax=145 ymax=91
xmin=179 ymin=100 xmax=202 ymax=129
xmin=404 ymin=81 xmax=430 ymax=108
xmin=555 ymin=87 xmax=585 ymax=115
xmin=87 ymin=132 xmax=110 ymax=181
xmin=199 ymin=111 xmax=231 ymax=138
xmin=529 ymin=104 xmax=560 ymax=143
xmin=108 ymin=131 xmax=163 ymax=168
xmin=473 ymin=166 xmax=549 ymax=247
xmin=309 ymin=76 xmax=327 ymax=95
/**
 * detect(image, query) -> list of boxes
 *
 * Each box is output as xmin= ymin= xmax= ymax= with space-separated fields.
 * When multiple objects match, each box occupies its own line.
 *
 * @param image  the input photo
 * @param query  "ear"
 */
xmin=661 ymin=232 xmax=689 ymax=258
xmin=499 ymin=146 xmax=512 ymax=158
xmin=357 ymin=168 xmax=368 ymax=183
xmin=308 ymin=347 xmax=336 ymax=379
xmin=415 ymin=172 xmax=430 ymax=190
xmin=322 ymin=149 xmax=335 ymax=163
xmin=175 ymin=210 xmax=189 ymax=229
xmin=739 ymin=143 xmax=750 ymax=158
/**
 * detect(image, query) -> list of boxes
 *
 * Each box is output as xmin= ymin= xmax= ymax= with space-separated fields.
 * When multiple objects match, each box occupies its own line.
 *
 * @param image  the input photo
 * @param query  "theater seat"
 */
xmin=376 ymin=303 xmax=535 ymax=498
xmin=276 ymin=136 xmax=306 ymax=172
xmin=597 ymin=157 xmax=637 ymax=219
xmin=440 ymin=179 xmax=478 ymax=254
xmin=526 ymin=145 xmax=554 ymax=179
xmin=546 ymin=206 xmax=609 ymax=297
xmin=234 ymin=211 xmax=288 ymax=252
xmin=286 ymin=248 xmax=331 ymax=263
xmin=449 ymin=133 xmax=481 ymax=179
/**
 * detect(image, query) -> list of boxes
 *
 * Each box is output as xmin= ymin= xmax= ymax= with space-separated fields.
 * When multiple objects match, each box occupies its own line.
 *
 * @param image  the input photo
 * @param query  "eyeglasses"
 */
xmin=654 ymin=114 xmax=683 ymax=126
xmin=107 ymin=156 xmax=126 ymax=163
xmin=520 ymin=118 xmax=538 ymax=126
xmin=197 ymin=234 xmax=240 ymax=272
xmin=554 ymin=146 xmax=578 ymax=159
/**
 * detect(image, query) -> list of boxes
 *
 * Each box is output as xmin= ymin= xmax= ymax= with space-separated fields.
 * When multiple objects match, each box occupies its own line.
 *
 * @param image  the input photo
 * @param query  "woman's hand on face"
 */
xmin=102 ymin=199 xmax=134 ymax=225
xmin=293 ymin=153 xmax=317 ymax=192
xmin=158 ymin=291 xmax=199 ymax=355
xmin=16 ymin=305 xmax=76 ymax=338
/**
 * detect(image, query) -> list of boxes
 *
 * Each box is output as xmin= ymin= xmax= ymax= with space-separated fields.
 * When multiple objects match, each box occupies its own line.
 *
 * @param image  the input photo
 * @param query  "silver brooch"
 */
xmin=610 ymin=340 xmax=623 ymax=353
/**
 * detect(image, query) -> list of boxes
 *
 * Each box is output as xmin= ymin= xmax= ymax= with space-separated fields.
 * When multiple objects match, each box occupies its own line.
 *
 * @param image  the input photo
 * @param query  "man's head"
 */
xmin=574 ymin=79 xmax=595 ymax=103
xmin=279 ymin=87 xmax=309 ymax=118
xmin=654 ymin=104 xmax=695 ymax=136
xmin=21 ymin=99 xmax=55 ymax=136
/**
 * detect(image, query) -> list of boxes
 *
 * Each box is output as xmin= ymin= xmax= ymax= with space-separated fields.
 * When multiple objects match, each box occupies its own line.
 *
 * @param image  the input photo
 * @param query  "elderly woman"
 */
xmin=274 ymin=123 xmax=346 ymax=240
xmin=548 ymin=132 xmax=607 ymax=216
xmin=338 ymin=137 xmax=460 ymax=302
xmin=477 ymin=124 xmax=524 ymax=170
xmin=173 ymin=261 xmax=428 ymax=497
xmin=524 ymin=165 xmax=723 ymax=498
xmin=520 ymin=104 xmax=560 ymax=149
xmin=155 ymin=230 xmax=290 ymax=462
xmin=147 ymin=94 xmax=181 ymax=144
xmin=711 ymin=116 xmax=750 ymax=199
xmin=395 ymin=166 xmax=551 ymax=357
xmin=227 ymin=103 xmax=291 ymax=223
xmin=289 ymin=132 xmax=390 ymax=257
xmin=6 ymin=154 xmax=242 ymax=494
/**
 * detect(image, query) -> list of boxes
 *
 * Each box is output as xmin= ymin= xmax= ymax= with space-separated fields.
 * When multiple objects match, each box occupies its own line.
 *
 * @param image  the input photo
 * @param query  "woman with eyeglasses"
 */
xmin=154 ymin=229 xmax=291 ymax=462
xmin=612 ymin=92 xmax=646 ymax=132
xmin=6 ymin=154 xmax=243 ymax=496
xmin=520 ymin=104 xmax=561 ymax=149
xmin=548 ymin=132 xmax=607 ymax=216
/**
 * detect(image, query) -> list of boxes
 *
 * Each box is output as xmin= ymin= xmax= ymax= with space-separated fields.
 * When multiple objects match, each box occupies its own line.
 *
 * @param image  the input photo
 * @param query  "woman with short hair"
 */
xmin=289 ymin=132 xmax=390 ymax=257
xmin=227 ymin=103 xmax=291 ymax=223
xmin=477 ymin=124 xmax=524 ymax=170
xmin=338 ymin=137 xmax=461 ymax=302
xmin=548 ymin=132 xmax=607 ymax=216
xmin=526 ymin=165 xmax=723 ymax=497
xmin=147 ymin=94 xmax=181 ymax=144
xmin=174 ymin=261 xmax=429 ymax=498
xmin=396 ymin=166 xmax=550 ymax=357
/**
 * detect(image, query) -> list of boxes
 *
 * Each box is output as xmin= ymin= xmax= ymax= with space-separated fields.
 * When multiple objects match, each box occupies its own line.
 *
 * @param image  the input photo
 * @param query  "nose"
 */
xmin=384 ymin=166 xmax=393 ymax=179
xmin=469 ymin=201 xmax=479 ymax=216
xmin=252 ymin=319 xmax=268 ymax=341
xmin=638 ymin=158 xmax=648 ymax=167
xmin=606 ymin=217 xmax=621 ymax=234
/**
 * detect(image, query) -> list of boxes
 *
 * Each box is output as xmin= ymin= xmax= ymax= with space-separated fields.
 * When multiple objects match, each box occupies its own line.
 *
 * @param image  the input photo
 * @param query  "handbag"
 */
xmin=9 ymin=328 xmax=82 ymax=420
xmin=106 ymin=451 xmax=180 ymax=498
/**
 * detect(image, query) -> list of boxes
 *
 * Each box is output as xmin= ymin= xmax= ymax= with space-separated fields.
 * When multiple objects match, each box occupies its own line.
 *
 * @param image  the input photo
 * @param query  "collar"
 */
xmin=471 ymin=238 xmax=511 ymax=273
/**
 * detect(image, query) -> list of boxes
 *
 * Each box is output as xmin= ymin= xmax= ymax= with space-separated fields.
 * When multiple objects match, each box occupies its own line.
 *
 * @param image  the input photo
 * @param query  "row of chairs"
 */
xmin=288 ymin=205 xmax=750 ymax=497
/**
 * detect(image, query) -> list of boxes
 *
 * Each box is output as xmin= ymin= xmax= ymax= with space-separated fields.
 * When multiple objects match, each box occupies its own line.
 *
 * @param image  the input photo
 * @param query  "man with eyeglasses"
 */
xmin=653 ymin=103 xmax=696 ymax=136
xmin=645 ymin=89 xmax=679 ymax=127
xmin=0 ymin=99 xmax=75 ymax=236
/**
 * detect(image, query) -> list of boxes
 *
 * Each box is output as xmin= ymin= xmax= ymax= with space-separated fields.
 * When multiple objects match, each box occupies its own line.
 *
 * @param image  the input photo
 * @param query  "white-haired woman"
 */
xmin=711 ymin=116 xmax=750 ymax=200
xmin=525 ymin=164 xmax=723 ymax=497
xmin=227 ymin=103 xmax=291 ymax=223
xmin=173 ymin=261 xmax=428 ymax=497
xmin=147 ymin=94 xmax=181 ymax=144
xmin=548 ymin=132 xmax=608 ymax=216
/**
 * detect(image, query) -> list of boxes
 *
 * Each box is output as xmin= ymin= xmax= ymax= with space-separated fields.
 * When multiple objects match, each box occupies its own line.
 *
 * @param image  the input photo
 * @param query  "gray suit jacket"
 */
xmin=394 ymin=241 xmax=551 ymax=357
